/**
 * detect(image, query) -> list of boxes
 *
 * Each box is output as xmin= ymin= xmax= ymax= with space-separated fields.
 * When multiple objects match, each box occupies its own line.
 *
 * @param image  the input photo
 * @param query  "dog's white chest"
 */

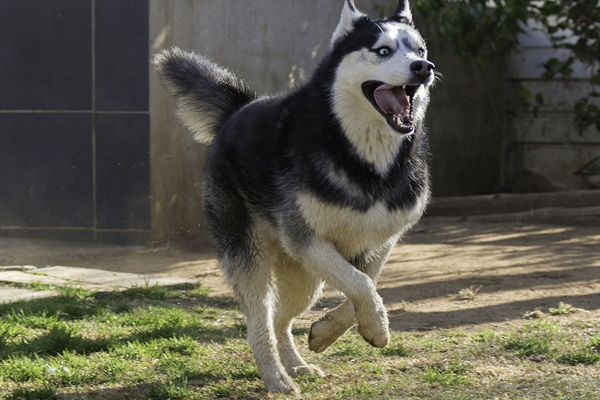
xmin=296 ymin=192 xmax=424 ymax=258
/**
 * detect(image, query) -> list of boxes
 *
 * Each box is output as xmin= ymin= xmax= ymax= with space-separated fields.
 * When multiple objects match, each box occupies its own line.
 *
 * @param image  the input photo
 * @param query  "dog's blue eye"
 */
xmin=376 ymin=47 xmax=392 ymax=57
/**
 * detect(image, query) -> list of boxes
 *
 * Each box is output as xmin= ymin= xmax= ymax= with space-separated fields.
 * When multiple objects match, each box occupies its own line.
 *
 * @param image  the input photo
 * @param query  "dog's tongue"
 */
xmin=373 ymin=83 xmax=410 ymax=118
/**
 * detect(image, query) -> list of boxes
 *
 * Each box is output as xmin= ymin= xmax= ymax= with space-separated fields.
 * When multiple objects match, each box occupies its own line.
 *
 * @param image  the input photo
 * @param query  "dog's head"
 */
xmin=330 ymin=0 xmax=436 ymax=135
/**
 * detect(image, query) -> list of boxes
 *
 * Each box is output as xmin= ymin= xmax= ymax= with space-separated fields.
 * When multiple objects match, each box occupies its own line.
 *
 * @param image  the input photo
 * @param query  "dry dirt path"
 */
xmin=1 ymin=193 xmax=598 ymax=334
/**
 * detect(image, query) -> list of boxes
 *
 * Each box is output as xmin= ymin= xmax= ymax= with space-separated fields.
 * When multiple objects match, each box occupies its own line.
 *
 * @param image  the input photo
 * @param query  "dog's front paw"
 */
xmin=356 ymin=307 xmax=390 ymax=348
xmin=358 ymin=323 xmax=390 ymax=348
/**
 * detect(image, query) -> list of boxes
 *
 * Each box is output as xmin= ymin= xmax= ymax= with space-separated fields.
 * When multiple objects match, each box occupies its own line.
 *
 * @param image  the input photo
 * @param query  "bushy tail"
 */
xmin=153 ymin=47 xmax=256 ymax=144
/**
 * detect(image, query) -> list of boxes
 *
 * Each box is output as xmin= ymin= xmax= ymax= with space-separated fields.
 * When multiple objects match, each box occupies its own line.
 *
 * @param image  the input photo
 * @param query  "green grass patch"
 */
xmin=558 ymin=348 xmax=600 ymax=366
xmin=329 ymin=331 xmax=376 ymax=359
xmin=5 ymin=386 xmax=57 ymax=400
xmin=472 ymin=329 xmax=496 ymax=343
xmin=379 ymin=341 xmax=411 ymax=357
xmin=423 ymin=361 xmax=470 ymax=387
xmin=590 ymin=335 xmax=600 ymax=352
xmin=558 ymin=334 xmax=600 ymax=366
xmin=501 ymin=320 xmax=559 ymax=358
xmin=339 ymin=380 xmax=377 ymax=397
xmin=499 ymin=320 xmax=600 ymax=369
xmin=1 ymin=284 xmax=599 ymax=400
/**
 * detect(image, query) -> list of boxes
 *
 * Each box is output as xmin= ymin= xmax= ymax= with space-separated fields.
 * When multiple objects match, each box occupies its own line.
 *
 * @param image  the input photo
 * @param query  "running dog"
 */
xmin=154 ymin=0 xmax=436 ymax=393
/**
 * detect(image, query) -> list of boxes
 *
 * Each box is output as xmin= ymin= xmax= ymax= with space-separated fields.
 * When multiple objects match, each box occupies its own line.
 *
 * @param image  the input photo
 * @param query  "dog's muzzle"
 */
xmin=362 ymin=61 xmax=435 ymax=134
xmin=362 ymin=81 xmax=418 ymax=134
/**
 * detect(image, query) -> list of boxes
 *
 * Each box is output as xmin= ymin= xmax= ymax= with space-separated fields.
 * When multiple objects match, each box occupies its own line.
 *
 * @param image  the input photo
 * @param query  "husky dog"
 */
xmin=154 ymin=0 xmax=435 ymax=394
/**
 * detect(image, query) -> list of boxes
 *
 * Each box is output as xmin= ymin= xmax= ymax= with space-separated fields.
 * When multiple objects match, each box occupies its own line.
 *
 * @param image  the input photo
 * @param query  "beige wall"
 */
xmin=506 ymin=25 xmax=600 ymax=191
xmin=149 ymin=1 xmax=507 ymax=246
xmin=149 ymin=0 xmax=351 ymax=247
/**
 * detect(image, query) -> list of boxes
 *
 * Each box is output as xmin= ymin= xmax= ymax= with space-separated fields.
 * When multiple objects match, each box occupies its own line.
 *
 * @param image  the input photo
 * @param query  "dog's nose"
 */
xmin=410 ymin=60 xmax=435 ymax=82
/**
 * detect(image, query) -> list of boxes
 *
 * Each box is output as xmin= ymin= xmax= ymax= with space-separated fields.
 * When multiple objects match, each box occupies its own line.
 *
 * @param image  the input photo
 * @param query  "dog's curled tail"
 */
xmin=153 ymin=47 xmax=256 ymax=144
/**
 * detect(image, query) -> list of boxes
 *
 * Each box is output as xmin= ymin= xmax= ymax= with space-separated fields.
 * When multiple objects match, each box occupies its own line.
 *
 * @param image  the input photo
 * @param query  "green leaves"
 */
xmin=542 ymin=57 xmax=575 ymax=79
xmin=417 ymin=0 xmax=600 ymax=133
xmin=575 ymin=98 xmax=600 ymax=133
xmin=417 ymin=0 xmax=529 ymax=67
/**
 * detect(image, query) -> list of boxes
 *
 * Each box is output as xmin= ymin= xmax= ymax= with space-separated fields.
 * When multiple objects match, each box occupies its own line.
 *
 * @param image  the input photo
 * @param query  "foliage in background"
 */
xmin=415 ymin=0 xmax=600 ymax=133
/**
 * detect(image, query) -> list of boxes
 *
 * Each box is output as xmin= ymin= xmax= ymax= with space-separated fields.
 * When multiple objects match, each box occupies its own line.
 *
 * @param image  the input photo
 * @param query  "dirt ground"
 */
xmin=1 ymin=198 xmax=599 ymax=334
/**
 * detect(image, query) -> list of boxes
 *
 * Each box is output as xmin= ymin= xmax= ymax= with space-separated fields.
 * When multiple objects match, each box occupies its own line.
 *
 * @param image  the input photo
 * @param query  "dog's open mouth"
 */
xmin=362 ymin=81 xmax=419 ymax=134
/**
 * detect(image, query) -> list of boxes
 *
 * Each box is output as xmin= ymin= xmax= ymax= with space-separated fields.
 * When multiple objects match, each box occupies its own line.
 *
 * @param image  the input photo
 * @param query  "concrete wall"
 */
xmin=150 ymin=0 xmax=348 ymax=247
xmin=149 ymin=1 xmax=507 ymax=246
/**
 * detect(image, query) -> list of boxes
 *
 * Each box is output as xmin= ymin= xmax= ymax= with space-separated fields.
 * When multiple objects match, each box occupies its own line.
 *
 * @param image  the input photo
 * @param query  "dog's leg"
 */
xmin=273 ymin=258 xmax=325 ymax=378
xmin=223 ymin=253 xmax=300 ymax=394
xmin=308 ymin=239 xmax=396 ymax=352
xmin=296 ymin=240 xmax=393 ymax=349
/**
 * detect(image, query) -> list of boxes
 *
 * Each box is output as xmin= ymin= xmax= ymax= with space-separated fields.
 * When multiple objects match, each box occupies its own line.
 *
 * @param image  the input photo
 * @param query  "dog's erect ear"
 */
xmin=331 ymin=0 xmax=364 ymax=47
xmin=392 ymin=0 xmax=413 ymax=25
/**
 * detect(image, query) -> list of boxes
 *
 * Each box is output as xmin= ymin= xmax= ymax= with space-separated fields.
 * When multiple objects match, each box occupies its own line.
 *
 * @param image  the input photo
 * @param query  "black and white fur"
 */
xmin=154 ymin=0 xmax=435 ymax=394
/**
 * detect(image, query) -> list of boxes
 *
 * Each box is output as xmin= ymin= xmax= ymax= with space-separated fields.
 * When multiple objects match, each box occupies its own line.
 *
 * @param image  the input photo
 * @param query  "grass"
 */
xmin=0 ymin=283 xmax=599 ymax=400
xmin=501 ymin=320 xmax=558 ymax=358
xmin=423 ymin=361 xmax=470 ymax=387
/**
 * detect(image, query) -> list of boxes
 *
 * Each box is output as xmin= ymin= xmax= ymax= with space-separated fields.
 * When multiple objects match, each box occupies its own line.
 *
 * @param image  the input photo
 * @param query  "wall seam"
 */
xmin=91 ymin=0 xmax=98 ymax=241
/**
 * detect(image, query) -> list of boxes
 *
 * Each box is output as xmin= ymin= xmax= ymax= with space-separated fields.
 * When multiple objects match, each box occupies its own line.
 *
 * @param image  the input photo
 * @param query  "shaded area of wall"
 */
xmin=418 ymin=23 xmax=506 ymax=196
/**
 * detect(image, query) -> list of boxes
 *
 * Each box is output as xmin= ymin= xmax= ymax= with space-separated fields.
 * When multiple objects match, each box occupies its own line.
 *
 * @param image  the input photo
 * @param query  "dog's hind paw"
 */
xmin=264 ymin=375 xmax=300 ymax=394
xmin=292 ymin=364 xmax=325 ymax=378
xmin=308 ymin=322 xmax=350 ymax=353
xmin=308 ymin=309 xmax=354 ymax=353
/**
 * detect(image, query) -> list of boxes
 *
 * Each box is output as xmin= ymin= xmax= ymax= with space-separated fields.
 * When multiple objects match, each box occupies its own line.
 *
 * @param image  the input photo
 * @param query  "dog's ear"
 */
xmin=392 ymin=0 xmax=413 ymax=25
xmin=331 ymin=0 xmax=364 ymax=47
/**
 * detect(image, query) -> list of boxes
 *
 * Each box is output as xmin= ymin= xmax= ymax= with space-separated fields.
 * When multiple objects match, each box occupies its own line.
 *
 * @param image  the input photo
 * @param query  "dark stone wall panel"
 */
xmin=96 ymin=114 xmax=150 ymax=230
xmin=95 ymin=0 xmax=149 ymax=111
xmin=0 ymin=113 xmax=93 ymax=227
xmin=0 ymin=0 xmax=92 ymax=110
